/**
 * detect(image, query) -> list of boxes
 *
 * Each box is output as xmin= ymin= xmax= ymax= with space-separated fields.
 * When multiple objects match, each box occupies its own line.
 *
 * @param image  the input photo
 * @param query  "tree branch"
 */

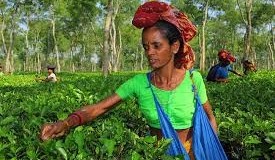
xmin=236 ymin=0 xmax=247 ymax=25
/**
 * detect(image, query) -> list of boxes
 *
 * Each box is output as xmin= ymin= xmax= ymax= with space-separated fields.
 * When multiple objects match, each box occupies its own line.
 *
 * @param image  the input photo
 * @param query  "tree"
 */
xmin=199 ymin=0 xmax=209 ymax=72
xmin=0 ymin=1 xmax=21 ymax=73
xmin=102 ymin=0 xmax=113 ymax=76
xmin=237 ymin=0 xmax=253 ymax=60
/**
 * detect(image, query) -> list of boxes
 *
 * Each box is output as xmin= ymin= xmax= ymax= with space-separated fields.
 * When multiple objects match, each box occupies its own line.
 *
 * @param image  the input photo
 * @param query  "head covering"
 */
xmin=132 ymin=1 xmax=197 ymax=68
xmin=218 ymin=49 xmax=236 ymax=62
xmin=47 ymin=65 xmax=56 ymax=70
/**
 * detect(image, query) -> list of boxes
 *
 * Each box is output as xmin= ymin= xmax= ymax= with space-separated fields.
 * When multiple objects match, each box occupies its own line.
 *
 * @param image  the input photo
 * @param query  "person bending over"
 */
xmin=206 ymin=49 xmax=242 ymax=82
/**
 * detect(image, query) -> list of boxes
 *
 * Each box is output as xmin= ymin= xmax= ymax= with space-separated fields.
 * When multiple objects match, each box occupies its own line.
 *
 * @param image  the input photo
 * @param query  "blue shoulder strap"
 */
xmin=189 ymin=70 xmax=202 ymax=104
xmin=189 ymin=70 xmax=228 ymax=160
xmin=146 ymin=72 xmax=190 ymax=159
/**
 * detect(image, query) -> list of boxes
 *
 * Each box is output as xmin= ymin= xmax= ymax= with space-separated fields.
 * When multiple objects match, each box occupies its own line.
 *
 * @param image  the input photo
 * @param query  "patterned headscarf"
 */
xmin=218 ymin=49 xmax=236 ymax=62
xmin=132 ymin=1 xmax=197 ymax=68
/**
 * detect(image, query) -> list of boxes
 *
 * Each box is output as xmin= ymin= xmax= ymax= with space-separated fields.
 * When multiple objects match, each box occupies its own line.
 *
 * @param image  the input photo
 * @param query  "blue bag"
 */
xmin=147 ymin=71 xmax=227 ymax=160
xmin=146 ymin=73 xmax=190 ymax=159
xmin=190 ymin=71 xmax=228 ymax=160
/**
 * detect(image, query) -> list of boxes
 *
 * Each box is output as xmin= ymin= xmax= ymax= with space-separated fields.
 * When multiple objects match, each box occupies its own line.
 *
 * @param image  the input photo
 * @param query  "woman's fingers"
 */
xmin=52 ymin=130 xmax=66 ymax=138
xmin=40 ymin=122 xmax=67 ymax=141
xmin=40 ymin=124 xmax=53 ymax=140
xmin=40 ymin=124 xmax=57 ymax=141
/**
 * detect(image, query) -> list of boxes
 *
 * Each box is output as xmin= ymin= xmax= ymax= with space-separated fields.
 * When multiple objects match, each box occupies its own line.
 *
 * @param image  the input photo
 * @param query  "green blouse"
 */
xmin=115 ymin=70 xmax=208 ymax=129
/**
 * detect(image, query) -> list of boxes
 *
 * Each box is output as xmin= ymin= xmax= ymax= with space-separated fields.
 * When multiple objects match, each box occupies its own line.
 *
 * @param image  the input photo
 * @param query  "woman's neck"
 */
xmin=154 ymin=66 xmax=175 ymax=84
xmin=153 ymin=62 xmax=185 ymax=89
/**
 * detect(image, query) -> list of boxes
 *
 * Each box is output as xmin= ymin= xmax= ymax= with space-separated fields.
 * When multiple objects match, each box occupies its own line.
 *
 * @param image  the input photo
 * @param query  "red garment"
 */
xmin=218 ymin=49 xmax=236 ymax=62
xmin=132 ymin=1 xmax=197 ymax=68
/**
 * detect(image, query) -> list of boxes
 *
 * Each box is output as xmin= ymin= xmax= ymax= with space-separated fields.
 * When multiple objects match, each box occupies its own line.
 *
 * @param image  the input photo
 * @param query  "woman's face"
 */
xmin=142 ymin=26 xmax=179 ymax=69
xmin=48 ymin=68 xmax=53 ymax=74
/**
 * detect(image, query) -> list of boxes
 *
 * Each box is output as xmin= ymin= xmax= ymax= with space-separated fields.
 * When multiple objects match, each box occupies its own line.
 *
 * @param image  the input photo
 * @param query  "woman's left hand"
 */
xmin=40 ymin=120 xmax=68 ymax=141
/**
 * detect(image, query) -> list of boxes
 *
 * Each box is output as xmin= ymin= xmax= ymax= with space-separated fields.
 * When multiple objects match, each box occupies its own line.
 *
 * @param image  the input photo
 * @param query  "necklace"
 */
xmin=152 ymin=70 xmax=185 ymax=90
xmin=151 ymin=73 xmax=177 ymax=108
xmin=151 ymin=69 xmax=185 ymax=108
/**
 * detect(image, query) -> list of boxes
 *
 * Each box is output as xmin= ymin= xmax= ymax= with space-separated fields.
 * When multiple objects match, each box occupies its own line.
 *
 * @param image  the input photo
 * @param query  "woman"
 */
xmin=242 ymin=59 xmax=257 ymax=75
xmin=45 ymin=65 xmax=57 ymax=82
xmin=36 ymin=65 xmax=57 ymax=82
xmin=40 ymin=1 xmax=217 ymax=158
xmin=206 ymin=49 xmax=242 ymax=82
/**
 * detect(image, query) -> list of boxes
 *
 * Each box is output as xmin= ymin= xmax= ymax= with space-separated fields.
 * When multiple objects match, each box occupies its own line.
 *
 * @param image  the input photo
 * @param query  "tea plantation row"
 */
xmin=0 ymin=71 xmax=274 ymax=159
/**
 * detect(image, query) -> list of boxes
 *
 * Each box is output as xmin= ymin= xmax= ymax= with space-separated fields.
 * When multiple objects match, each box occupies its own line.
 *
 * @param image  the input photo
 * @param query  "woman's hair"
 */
xmin=48 ymin=68 xmax=55 ymax=74
xmin=47 ymin=65 xmax=56 ymax=74
xmin=220 ymin=60 xmax=230 ymax=67
xmin=143 ymin=20 xmax=184 ymax=68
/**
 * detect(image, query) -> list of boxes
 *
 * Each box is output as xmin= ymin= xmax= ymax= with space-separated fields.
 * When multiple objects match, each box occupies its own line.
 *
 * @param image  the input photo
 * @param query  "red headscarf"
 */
xmin=218 ymin=49 xmax=236 ymax=62
xmin=132 ymin=1 xmax=197 ymax=68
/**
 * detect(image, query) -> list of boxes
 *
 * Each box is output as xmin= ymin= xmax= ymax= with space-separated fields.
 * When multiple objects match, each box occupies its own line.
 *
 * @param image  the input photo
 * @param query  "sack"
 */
xmin=206 ymin=64 xmax=219 ymax=81
xmin=147 ymin=71 xmax=228 ymax=160
xmin=190 ymin=71 xmax=228 ymax=160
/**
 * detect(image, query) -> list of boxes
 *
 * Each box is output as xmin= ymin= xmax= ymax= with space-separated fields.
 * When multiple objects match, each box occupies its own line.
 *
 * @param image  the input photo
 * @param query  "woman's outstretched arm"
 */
xmin=40 ymin=94 xmax=122 ymax=141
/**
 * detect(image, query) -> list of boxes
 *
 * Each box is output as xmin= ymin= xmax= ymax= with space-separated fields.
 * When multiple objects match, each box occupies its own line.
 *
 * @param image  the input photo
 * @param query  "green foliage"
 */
xmin=0 ymin=72 xmax=170 ymax=159
xmin=206 ymin=71 xmax=275 ymax=159
xmin=1 ymin=0 xmax=274 ymax=72
xmin=252 ymin=2 xmax=275 ymax=27
xmin=0 ymin=71 xmax=274 ymax=159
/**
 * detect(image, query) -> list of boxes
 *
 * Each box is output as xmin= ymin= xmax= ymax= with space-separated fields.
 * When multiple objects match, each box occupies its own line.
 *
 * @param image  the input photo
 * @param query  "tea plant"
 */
xmin=0 ymin=71 xmax=274 ymax=159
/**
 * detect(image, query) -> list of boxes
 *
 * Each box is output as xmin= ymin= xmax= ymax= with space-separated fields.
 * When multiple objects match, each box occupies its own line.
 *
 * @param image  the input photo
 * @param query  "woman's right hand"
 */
xmin=40 ymin=120 xmax=69 ymax=141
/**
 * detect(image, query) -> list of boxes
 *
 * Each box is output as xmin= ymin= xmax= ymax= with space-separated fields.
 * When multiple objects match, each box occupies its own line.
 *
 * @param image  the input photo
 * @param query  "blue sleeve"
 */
xmin=214 ymin=67 xmax=222 ymax=79
xmin=227 ymin=65 xmax=232 ymax=71
xmin=215 ymin=67 xmax=228 ymax=79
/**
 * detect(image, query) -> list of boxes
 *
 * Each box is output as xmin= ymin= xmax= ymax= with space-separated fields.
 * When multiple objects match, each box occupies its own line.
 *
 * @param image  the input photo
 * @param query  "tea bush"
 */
xmin=0 ymin=71 xmax=274 ymax=159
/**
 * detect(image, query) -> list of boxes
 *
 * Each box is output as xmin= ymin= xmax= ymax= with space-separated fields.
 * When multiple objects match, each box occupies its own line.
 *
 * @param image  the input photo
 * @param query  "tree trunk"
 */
xmin=199 ymin=0 xmax=209 ymax=72
xmin=25 ymin=22 xmax=30 ymax=72
xmin=244 ymin=0 xmax=253 ymax=59
xmin=134 ymin=48 xmax=138 ymax=71
xmin=70 ymin=40 xmax=75 ymax=72
xmin=110 ymin=1 xmax=121 ymax=72
xmin=5 ymin=25 xmax=16 ymax=73
xmin=4 ymin=51 xmax=10 ymax=73
xmin=82 ymin=44 xmax=86 ymax=71
xmin=34 ymin=33 xmax=41 ymax=73
xmin=139 ymin=49 xmax=144 ymax=71
xmin=1 ymin=5 xmax=17 ymax=73
xmin=1 ymin=19 xmax=12 ymax=73
xmin=267 ymin=54 xmax=270 ymax=70
xmin=1 ymin=27 xmax=8 ymax=72
xmin=111 ymin=24 xmax=122 ymax=72
xmin=237 ymin=0 xmax=253 ymax=59
xmin=37 ymin=52 xmax=41 ymax=73
xmin=110 ymin=19 xmax=116 ymax=71
xmin=116 ymin=28 xmax=122 ymax=71
xmin=51 ymin=17 xmax=60 ymax=72
xmin=268 ymin=42 xmax=274 ymax=69
xmin=270 ymin=21 xmax=275 ymax=69
xmin=102 ymin=0 xmax=113 ymax=76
